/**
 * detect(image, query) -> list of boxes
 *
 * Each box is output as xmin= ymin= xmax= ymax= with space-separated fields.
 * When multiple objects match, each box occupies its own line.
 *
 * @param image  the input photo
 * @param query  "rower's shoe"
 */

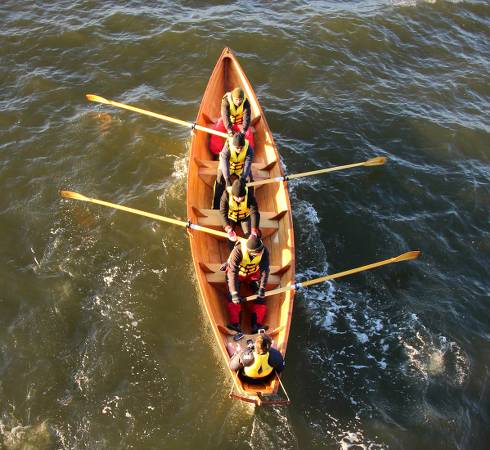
xmin=251 ymin=324 xmax=269 ymax=335
xmin=227 ymin=322 xmax=242 ymax=333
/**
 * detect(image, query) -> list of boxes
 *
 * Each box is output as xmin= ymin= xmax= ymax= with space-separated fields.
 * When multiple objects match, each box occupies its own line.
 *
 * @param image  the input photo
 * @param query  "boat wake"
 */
xmin=272 ymin=173 xmax=468 ymax=447
xmin=25 ymin=211 xmax=171 ymax=447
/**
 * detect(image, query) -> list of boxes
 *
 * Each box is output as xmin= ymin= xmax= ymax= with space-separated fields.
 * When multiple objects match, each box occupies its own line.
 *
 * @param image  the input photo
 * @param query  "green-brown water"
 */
xmin=1 ymin=1 xmax=489 ymax=449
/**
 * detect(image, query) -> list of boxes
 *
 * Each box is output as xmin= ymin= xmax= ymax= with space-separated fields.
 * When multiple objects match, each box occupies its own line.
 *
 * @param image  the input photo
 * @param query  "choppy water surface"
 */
xmin=1 ymin=1 xmax=489 ymax=449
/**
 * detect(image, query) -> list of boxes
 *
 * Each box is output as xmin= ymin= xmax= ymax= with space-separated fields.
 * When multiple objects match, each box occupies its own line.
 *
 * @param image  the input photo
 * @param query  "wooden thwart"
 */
xmin=205 ymin=271 xmax=281 ymax=287
xmin=201 ymin=262 xmax=283 ymax=289
xmin=197 ymin=160 xmax=272 ymax=187
xmin=192 ymin=208 xmax=284 ymax=238
xmin=200 ymin=262 xmax=289 ymax=281
xmin=217 ymin=324 xmax=285 ymax=337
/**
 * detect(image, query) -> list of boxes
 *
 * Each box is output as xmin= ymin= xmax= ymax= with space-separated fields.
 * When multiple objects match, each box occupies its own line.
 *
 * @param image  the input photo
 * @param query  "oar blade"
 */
xmin=364 ymin=156 xmax=387 ymax=166
xmin=59 ymin=190 xmax=89 ymax=201
xmin=85 ymin=94 xmax=110 ymax=105
xmin=393 ymin=250 xmax=421 ymax=262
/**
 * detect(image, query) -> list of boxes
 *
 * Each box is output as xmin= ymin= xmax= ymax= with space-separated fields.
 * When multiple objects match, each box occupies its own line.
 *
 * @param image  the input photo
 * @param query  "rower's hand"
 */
xmin=227 ymin=130 xmax=234 ymax=137
xmin=257 ymin=288 xmax=265 ymax=300
xmin=251 ymin=227 xmax=261 ymax=238
xmin=231 ymin=293 xmax=243 ymax=304
xmin=225 ymin=226 xmax=237 ymax=242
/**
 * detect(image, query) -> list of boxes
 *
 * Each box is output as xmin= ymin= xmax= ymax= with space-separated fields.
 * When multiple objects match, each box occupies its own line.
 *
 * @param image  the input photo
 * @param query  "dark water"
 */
xmin=1 ymin=0 xmax=489 ymax=448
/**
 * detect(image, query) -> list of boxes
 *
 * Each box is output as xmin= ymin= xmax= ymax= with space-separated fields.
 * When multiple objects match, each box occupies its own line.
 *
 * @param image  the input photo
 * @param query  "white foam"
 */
xmin=339 ymin=431 xmax=369 ymax=450
xmin=399 ymin=315 xmax=470 ymax=385
xmin=355 ymin=332 xmax=369 ymax=344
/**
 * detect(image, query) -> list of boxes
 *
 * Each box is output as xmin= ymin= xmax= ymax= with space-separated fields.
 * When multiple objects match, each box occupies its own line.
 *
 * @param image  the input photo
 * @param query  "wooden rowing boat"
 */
xmin=186 ymin=48 xmax=295 ymax=406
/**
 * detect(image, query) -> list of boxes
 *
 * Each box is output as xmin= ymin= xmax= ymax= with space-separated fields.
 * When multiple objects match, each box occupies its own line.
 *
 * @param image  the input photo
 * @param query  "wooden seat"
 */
xmin=200 ymin=262 xmax=282 ymax=289
xmin=195 ymin=159 xmax=273 ymax=188
xmin=205 ymin=271 xmax=281 ymax=287
xmin=192 ymin=208 xmax=287 ymax=238
xmin=202 ymin=113 xmax=261 ymax=128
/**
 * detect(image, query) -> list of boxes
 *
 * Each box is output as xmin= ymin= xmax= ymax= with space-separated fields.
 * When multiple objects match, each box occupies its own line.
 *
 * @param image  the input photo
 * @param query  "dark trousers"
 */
xmin=212 ymin=169 xmax=227 ymax=209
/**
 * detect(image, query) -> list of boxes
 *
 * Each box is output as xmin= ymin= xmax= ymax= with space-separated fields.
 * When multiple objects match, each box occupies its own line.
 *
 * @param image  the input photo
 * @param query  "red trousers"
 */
xmin=209 ymin=118 xmax=255 ymax=155
xmin=227 ymin=270 xmax=266 ymax=324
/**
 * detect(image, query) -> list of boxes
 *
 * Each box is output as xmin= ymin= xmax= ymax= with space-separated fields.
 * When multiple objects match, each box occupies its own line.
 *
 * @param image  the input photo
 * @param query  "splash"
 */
xmin=157 ymin=154 xmax=188 ymax=211
xmin=0 ymin=420 xmax=52 ymax=450
xmin=399 ymin=314 xmax=469 ymax=386
xmin=339 ymin=430 xmax=385 ymax=450
xmin=245 ymin=408 xmax=299 ymax=450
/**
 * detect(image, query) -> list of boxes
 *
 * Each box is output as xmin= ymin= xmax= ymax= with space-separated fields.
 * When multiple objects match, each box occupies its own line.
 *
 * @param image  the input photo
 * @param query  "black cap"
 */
xmin=232 ymin=87 xmax=244 ymax=99
xmin=246 ymin=235 xmax=264 ymax=252
xmin=231 ymin=179 xmax=246 ymax=197
xmin=232 ymin=133 xmax=245 ymax=148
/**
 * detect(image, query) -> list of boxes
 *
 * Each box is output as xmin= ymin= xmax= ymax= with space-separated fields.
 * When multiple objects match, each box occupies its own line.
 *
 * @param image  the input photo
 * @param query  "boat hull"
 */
xmin=186 ymin=48 xmax=295 ymax=405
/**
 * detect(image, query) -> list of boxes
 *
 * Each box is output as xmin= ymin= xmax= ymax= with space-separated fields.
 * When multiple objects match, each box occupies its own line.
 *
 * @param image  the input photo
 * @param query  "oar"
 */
xmin=245 ymin=251 xmax=420 ymax=301
xmin=246 ymin=156 xmax=387 ymax=187
xmin=86 ymin=94 xmax=228 ymax=138
xmin=60 ymin=190 xmax=237 ymax=240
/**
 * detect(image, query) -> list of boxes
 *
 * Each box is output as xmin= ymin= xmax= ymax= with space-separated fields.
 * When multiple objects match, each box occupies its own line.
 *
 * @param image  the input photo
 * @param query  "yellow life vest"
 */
xmin=238 ymin=239 xmax=263 ymax=277
xmin=228 ymin=188 xmax=250 ymax=222
xmin=225 ymin=92 xmax=248 ymax=125
xmin=243 ymin=351 xmax=273 ymax=378
xmin=229 ymin=139 xmax=249 ymax=176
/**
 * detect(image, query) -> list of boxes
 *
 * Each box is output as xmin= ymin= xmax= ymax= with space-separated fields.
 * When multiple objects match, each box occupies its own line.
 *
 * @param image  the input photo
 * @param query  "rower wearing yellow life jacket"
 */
xmin=212 ymin=132 xmax=254 ymax=209
xmin=225 ymin=235 xmax=269 ymax=334
xmin=220 ymin=179 xmax=261 ymax=247
xmin=229 ymin=334 xmax=285 ymax=380
xmin=209 ymin=87 xmax=255 ymax=155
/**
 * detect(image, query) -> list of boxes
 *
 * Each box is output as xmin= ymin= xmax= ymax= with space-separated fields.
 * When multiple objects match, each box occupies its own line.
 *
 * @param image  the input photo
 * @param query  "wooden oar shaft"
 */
xmin=246 ymin=157 xmax=387 ymax=187
xmin=288 ymin=160 xmax=381 ymax=180
xmin=86 ymin=94 xmax=228 ymax=138
xmin=246 ymin=176 xmax=284 ymax=188
xmin=300 ymin=251 xmax=420 ymax=287
xmin=275 ymin=371 xmax=291 ymax=404
xmin=245 ymin=251 xmax=420 ymax=301
xmin=60 ymin=191 xmax=230 ymax=239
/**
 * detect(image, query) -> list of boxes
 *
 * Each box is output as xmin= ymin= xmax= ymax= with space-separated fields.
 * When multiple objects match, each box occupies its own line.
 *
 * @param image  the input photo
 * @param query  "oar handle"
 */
xmin=244 ymin=250 xmax=420 ymax=301
xmin=193 ymin=123 xmax=228 ymax=138
xmin=86 ymin=94 xmax=228 ymax=138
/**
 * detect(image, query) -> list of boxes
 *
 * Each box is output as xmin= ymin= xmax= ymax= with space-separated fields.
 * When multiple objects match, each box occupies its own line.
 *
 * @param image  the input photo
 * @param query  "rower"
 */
xmin=209 ymin=87 xmax=255 ymax=155
xmin=220 ymin=178 xmax=261 ymax=246
xmin=212 ymin=132 xmax=254 ymax=209
xmin=229 ymin=334 xmax=284 ymax=379
xmin=225 ymin=235 xmax=269 ymax=334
